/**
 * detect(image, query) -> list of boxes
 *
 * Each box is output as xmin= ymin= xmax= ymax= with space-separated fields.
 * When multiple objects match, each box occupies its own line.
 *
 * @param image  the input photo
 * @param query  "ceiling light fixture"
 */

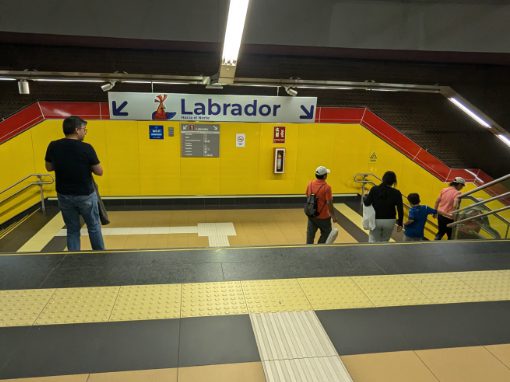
xmin=448 ymin=97 xmax=491 ymax=128
xmin=18 ymin=80 xmax=30 ymax=95
xmin=222 ymin=0 xmax=250 ymax=65
xmin=496 ymin=134 xmax=510 ymax=148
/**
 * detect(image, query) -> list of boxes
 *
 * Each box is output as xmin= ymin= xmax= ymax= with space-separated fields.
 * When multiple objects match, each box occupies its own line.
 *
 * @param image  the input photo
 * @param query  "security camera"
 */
xmin=100 ymin=81 xmax=116 ymax=92
xmin=285 ymin=86 xmax=298 ymax=96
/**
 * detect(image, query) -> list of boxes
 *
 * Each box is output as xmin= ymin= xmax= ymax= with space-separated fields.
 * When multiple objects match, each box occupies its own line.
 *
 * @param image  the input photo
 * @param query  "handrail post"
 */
xmin=37 ymin=174 xmax=46 ymax=214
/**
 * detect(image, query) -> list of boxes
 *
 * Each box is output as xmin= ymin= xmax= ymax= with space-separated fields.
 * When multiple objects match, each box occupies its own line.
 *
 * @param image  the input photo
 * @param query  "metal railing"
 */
xmin=353 ymin=172 xmax=439 ymax=232
xmin=449 ymin=173 xmax=510 ymax=239
xmin=0 ymin=174 xmax=54 ymax=214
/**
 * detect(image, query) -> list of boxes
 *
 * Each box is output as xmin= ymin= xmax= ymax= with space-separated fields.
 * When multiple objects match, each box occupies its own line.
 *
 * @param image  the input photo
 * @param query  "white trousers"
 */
xmin=369 ymin=219 xmax=395 ymax=243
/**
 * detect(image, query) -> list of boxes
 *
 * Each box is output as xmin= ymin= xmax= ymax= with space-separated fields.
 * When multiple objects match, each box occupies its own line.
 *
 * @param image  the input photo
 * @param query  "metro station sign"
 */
xmin=108 ymin=92 xmax=317 ymax=123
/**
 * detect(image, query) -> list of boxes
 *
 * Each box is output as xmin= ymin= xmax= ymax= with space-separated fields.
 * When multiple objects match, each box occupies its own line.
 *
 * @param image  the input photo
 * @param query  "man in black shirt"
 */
xmin=45 ymin=116 xmax=105 ymax=251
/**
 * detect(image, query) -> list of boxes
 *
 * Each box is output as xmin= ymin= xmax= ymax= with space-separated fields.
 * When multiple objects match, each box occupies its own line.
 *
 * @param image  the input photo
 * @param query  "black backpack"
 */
xmin=304 ymin=183 xmax=325 ymax=217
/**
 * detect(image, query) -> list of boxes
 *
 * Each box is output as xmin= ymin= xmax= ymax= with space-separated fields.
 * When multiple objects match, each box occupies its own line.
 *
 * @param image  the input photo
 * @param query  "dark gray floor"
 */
xmin=1 ymin=240 xmax=509 ymax=290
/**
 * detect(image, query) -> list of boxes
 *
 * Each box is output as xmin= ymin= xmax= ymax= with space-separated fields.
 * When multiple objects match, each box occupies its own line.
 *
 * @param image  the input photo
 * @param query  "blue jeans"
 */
xmin=58 ymin=192 xmax=105 ymax=251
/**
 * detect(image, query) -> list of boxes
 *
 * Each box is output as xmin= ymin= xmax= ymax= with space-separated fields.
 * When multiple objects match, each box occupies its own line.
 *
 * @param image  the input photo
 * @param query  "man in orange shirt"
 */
xmin=434 ymin=176 xmax=465 ymax=240
xmin=306 ymin=166 xmax=337 ymax=244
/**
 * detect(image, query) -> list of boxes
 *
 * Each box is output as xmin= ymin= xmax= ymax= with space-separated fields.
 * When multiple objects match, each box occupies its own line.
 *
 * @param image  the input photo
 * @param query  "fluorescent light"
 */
xmin=497 ymin=134 xmax=510 ymax=147
xmin=221 ymin=0 xmax=250 ymax=65
xmin=0 ymin=77 xmax=16 ymax=81
xmin=448 ymin=97 xmax=491 ymax=128
xmin=33 ymin=78 xmax=103 ymax=83
xmin=122 ymin=80 xmax=152 ymax=84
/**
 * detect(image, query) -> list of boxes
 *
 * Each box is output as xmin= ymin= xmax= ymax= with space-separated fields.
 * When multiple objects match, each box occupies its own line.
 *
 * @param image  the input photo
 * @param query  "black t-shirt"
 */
xmin=364 ymin=184 xmax=404 ymax=226
xmin=45 ymin=138 xmax=100 ymax=195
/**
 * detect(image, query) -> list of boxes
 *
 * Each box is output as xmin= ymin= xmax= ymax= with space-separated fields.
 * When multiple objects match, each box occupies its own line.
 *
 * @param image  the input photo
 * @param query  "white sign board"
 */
xmin=236 ymin=133 xmax=246 ymax=148
xmin=108 ymin=92 xmax=316 ymax=123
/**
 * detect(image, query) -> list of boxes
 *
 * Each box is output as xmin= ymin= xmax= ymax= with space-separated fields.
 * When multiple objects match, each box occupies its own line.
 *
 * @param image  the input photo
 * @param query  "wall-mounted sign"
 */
xmin=181 ymin=123 xmax=220 ymax=157
xmin=274 ymin=148 xmax=286 ymax=174
xmin=149 ymin=125 xmax=164 ymax=139
xmin=168 ymin=127 xmax=174 ymax=137
xmin=369 ymin=152 xmax=378 ymax=163
xmin=108 ymin=92 xmax=317 ymax=123
xmin=236 ymin=133 xmax=246 ymax=148
xmin=274 ymin=126 xmax=286 ymax=143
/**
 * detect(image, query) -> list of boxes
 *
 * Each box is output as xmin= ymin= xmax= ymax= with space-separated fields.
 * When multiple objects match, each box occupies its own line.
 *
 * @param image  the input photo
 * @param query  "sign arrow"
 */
xmin=299 ymin=105 xmax=315 ymax=120
xmin=112 ymin=101 xmax=129 ymax=116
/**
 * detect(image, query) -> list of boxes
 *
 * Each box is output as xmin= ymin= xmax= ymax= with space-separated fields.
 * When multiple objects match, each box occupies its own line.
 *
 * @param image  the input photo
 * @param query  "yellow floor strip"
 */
xmin=1 ymin=270 xmax=509 ymax=328
xmin=335 ymin=203 xmax=396 ymax=242
xmin=17 ymin=213 xmax=64 ymax=253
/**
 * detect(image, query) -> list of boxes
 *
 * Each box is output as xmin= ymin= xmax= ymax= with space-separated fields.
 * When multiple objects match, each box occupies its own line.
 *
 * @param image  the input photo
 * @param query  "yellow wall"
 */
xmin=0 ymin=119 xmax=495 ymax=229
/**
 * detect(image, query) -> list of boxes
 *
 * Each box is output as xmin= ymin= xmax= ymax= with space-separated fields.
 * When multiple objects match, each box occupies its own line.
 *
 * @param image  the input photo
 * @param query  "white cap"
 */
xmin=453 ymin=176 xmax=466 ymax=185
xmin=315 ymin=166 xmax=330 ymax=176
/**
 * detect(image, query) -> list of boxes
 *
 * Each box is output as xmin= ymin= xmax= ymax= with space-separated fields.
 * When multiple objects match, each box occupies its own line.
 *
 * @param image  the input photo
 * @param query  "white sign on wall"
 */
xmin=108 ymin=92 xmax=317 ymax=123
xmin=236 ymin=133 xmax=246 ymax=148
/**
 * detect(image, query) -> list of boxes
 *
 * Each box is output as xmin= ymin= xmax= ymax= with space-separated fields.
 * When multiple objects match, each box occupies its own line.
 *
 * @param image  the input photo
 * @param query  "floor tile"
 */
xmin=485 ymin=343 xmax=510 ymax=369
xmin=181 ymin=281 xmax=247 ymax=318
xmin=35 ymin=287 xmax=119 ymax=325
xmin=0 ymin=374 xmax=89 ymax=382
xmin=299 ymin=277 xmax=373 ymax=310
xmin=456 ymin=270 xmax=510 ymax=301
xmin=404 ymin=272 xmax=488 ymax=304
xmin=178 ymin=362 xmax=265 ymax=382
xmin=353 ymin=274 xmax=431 ymax=307
xmin=242 ymin=279 xmax=311 ymax=313
xmin=179 ymin=315 xmax=260 ymax=367
xmin=416 ymin=346 xmax=510 ymax=382
xmin=341 ymin=351 xmax=438 ymax=382
xmin=87 ymin=367 xmax=177 ymax=381
xmin=0 ymin=289 xmax=55 ymax=327
xmin=0 ymin=320 xmax=180 ymax=379
xmin=109 ymin=284 xmax=181 ymax=322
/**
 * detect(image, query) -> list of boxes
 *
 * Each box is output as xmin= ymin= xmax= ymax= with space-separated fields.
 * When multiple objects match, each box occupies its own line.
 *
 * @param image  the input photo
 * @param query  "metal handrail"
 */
xmin=448 ymin=206 xmax=510 ymax=227
xmin=352 ymin=172 xmax=438 ymax=231
xmin=459 ymin=173 xmax=510 ymax=198
xmin=0 ymin=174 xmax=54 ymax=214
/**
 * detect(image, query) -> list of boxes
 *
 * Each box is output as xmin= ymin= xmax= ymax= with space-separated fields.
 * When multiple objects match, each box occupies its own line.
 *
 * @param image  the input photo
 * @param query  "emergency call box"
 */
xmin=274 ymin=148 xmax=286 ymax=174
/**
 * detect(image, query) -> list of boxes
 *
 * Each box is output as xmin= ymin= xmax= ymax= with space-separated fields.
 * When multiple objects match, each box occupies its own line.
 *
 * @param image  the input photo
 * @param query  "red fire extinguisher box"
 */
xmin=274 ymin=148 xmax=285 ymax=174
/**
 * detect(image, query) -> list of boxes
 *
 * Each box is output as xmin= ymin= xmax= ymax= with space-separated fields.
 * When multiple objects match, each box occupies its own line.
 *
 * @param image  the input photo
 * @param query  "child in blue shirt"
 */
xmin=404 ymin=193 xmax=437 ymax=241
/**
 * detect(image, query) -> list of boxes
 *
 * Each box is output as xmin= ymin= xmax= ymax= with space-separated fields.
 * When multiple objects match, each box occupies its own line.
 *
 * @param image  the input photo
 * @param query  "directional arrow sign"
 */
xmin=112 ymin=101 xmax=129 ymax=116
xmin=299 ymin=105 xmax=315 ymax=120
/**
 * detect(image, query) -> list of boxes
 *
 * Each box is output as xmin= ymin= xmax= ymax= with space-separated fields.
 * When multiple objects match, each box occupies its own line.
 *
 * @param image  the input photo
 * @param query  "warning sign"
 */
xmin=273 ymin=126 xmax=286 ymax=143
xmin=369 ymin=152 xmax=378 ymax=163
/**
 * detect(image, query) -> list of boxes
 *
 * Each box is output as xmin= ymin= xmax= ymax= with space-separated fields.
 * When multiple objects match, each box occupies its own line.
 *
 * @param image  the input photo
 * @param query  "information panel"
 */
xmin=181 ymin=123 xmax=220 ymax=157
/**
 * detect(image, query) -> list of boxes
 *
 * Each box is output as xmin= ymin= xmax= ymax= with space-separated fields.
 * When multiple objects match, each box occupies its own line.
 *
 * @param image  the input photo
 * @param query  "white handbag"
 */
xmin=362 ymin=204 xmax=376 ymax=230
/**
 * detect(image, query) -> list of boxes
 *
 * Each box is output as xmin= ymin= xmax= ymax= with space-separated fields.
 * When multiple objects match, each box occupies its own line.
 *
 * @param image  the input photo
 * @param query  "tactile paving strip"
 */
xmin=181 ymin=281 xmax=247 ymax=318
xmin=109 ymin=284 xmax=181 ymax=321
xmin=404 ymin=272 xmax=489 ymax=304
xmin=456 ymin=270 xmax=510 ymax=301
xmin=35 ymin=287 xmax=120 ymax=325
xmin=298 ymin=277 xmax=374 ymax=310
xmin=353 ymin=275 xmax=431 ymax=307
xmin=242 ymin=279 xmax=311 ymax=313
xmin=0 ymin=289 xmax=55 ymax=327
xmin=263 ymin=357 xmax=353 ymax=382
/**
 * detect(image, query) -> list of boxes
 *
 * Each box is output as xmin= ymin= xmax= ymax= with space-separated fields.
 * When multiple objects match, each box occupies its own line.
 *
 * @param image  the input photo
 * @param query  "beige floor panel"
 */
xmin=87 ymin=368 xmax=177 ymax=382
xmin=455 ymin=270 xmax=510 ymax=301
xmin=242 ymin=279 xmax=312 ymax=313
xmin=404 ymin=273 xmax=489 ymax=304
xmin=35 ymin=286 xmax=119 ymax=325
xmin=181 ymin=281 xmax=247 ymax=317
xmin=485 ymin=343 xmax=510 ymax=369
xmin=0 ymin=374 xmax=89 ymax=382
xmin=353 ymin=274 xmax=431 ymax=307
xmin=0 ymin=289 xmax=55 ymax=327
xmin=341 ymin=351 xmax=438 ymax=382
xmin=416 ymin=346 xmax=510 ymax=382
xmin=299 ymin=277 xmax=373 ymax=310
xmin=109 ymin=284 xmax=181 ymax=322
xmin=178 ymin=362 xmax=266 ymax=382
